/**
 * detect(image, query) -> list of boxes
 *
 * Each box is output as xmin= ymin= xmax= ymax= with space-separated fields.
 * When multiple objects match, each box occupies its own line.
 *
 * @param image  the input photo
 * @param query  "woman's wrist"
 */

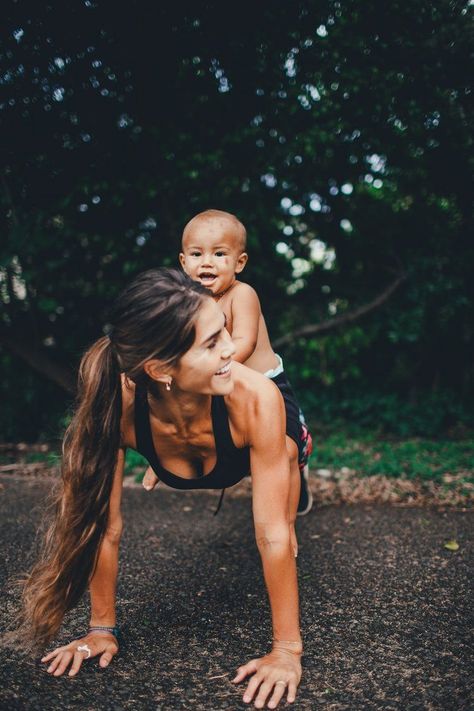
xmin=89 ymin=617 xmax=118 ymax=633
xmin=272 ymin=638 xmax=303 ymax=656
xmin=89 ymin=615 xmax=116 ymax=627
xmin=88 ymin=624 xmax=120 ymax=640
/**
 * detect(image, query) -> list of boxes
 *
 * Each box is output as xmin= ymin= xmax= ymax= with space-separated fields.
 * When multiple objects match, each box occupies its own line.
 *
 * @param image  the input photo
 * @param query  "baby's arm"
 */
xmin=230 ymin=283 xmax=261 ymax=363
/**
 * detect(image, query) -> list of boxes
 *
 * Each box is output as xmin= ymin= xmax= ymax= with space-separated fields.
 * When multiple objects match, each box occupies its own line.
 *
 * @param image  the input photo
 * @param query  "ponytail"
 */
xmin=4 ymin=268 xmax=210 ymax=652
xmin=8 ymin=336 xmax=122 ymax=652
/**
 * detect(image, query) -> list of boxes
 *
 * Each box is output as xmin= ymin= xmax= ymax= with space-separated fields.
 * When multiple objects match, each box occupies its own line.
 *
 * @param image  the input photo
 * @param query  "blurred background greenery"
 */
xmin=1 ymin=0 xmax=473 ymax=453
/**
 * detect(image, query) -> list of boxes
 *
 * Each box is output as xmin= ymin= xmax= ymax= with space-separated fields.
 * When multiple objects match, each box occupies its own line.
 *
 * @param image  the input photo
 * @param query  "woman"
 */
xmin=15 ymin=268 xmax=303 ymax=709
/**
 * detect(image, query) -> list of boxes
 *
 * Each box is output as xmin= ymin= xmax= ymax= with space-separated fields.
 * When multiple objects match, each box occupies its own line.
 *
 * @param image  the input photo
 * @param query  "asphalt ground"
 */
xmin=0 ymin=475 xmax=472 ymax=711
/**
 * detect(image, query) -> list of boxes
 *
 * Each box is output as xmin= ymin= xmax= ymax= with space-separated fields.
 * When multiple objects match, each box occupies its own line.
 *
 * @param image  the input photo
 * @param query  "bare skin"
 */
xmin=179 ymin=210 xmax=279 ymax=373
xmin=41 ymin=299 xmax=302 ymax=708
xmin=144 ymin=211 xmax=301 ymax=525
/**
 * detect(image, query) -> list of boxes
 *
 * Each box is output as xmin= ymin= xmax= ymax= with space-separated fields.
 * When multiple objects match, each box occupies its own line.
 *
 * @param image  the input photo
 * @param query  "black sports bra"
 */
xmin=134 ymin=384 xmax=250 ymax=490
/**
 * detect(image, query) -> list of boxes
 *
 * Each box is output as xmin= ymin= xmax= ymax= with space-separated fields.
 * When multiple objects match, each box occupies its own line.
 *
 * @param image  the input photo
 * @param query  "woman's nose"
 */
xmin=222 ymin=329 xmax=236 ymax=358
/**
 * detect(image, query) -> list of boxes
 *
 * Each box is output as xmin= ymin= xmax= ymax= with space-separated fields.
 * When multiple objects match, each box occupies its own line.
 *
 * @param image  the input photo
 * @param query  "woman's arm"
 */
xmin=89 ymin=445 xmax=125 ymax=627
xmin=251 ymin=401 xmax=301 ymax=646
xmin=42 ymin=448 xmax=125 ymax=677
xmin=233 ymin=381 xmax=302 ymax=708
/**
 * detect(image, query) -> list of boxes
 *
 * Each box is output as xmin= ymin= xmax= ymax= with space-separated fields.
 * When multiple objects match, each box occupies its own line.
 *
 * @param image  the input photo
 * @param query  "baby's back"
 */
xmin=219 ymin=281 xmax=279 ymax=374
xmin=244 ymin=312 xmax=278 ymax=373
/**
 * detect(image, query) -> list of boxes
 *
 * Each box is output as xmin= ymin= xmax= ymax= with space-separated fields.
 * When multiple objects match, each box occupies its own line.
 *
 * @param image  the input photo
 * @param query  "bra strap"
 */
xmin=211 ymin=396 xmax=236 ymax=455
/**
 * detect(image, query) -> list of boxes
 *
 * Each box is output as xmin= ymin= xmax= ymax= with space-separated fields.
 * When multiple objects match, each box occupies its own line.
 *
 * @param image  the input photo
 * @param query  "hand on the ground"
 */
xmin=142 ymin=466 xmax=159 ymax=491
xmin=233 ymin=648 xmax=302 ymax=708
xmin=41 ymin=632 xmax=119 ymax=677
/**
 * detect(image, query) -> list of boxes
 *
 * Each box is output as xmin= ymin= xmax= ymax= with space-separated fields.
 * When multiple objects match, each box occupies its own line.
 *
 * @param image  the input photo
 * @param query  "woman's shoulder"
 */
xmin=225 ymin=362 xmax=284 ymax=442
xmin=229 ymin=361 xmax=278 ymax=398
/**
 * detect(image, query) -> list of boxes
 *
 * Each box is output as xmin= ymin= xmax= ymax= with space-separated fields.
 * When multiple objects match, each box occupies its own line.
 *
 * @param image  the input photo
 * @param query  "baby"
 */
xmin=144 ymin=209 xmax=313 ymax=515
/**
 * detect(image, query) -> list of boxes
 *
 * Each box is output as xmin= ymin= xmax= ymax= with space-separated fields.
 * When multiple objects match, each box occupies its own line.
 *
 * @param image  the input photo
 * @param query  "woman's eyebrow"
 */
xmin=201 ymin=314 xmax=227 ymax=345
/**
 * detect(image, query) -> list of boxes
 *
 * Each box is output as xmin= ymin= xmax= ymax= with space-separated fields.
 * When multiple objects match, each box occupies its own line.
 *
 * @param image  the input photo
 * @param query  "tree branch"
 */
xmin=273 ymin=273 xmax=407 ymax=348
xmin=0 ymin=330 xmax=76 ymax=394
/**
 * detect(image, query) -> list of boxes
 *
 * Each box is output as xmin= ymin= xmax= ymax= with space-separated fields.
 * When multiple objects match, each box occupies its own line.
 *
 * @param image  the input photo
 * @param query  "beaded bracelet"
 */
xmin=88 ymin=625 xmax=121 ymax=641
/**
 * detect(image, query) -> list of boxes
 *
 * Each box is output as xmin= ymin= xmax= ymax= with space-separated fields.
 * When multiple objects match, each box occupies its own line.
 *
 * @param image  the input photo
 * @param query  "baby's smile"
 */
xmin=198 ymin=272 xmax=218 ymax=286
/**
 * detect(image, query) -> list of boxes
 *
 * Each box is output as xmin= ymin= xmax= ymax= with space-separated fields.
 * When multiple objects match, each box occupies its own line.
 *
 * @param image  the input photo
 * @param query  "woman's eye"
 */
xmin=208 ymin=340 xmax=218 ymax=349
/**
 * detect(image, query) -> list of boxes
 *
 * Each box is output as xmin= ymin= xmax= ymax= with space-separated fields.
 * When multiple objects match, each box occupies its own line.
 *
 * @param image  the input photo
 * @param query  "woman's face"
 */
xmin=171 ymin=297 xmax=236 ymax=395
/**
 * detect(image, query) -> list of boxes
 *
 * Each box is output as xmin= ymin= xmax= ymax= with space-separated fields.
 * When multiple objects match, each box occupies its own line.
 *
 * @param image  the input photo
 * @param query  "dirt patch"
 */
xmin=127 ymin=466 xmax=474 ymax=509
xmin=3 ymin=463 xmax=471 ymax=510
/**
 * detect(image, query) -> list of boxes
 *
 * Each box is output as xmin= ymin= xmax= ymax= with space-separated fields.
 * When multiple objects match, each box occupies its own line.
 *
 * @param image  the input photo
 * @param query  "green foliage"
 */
xmin=125 ymin=449 xmax=148 ymax=478
xmin=1 ymin=1 xmax=473 ymax=440
xmin=23 ymin=451 xmax=60 ymax=466
xmin=296 ymin=383 xmax=474 ymax=438
xmin=316 ymin=431 xmax=474 ymax=483
xmin=0 ymin=352 xmax=70 ymax=441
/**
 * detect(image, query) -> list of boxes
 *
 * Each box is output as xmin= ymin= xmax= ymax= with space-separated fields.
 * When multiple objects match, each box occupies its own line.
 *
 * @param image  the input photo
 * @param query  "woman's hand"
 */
xmin=233 ymin=648 xmax=302 ymax=708
xmin=41 ymin=632 xmax=119 ymax=677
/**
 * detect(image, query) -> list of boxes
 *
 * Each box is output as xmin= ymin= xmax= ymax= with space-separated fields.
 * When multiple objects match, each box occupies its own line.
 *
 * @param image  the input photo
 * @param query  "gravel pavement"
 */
xmin=0 ymin=475 xmax=472 ymax=711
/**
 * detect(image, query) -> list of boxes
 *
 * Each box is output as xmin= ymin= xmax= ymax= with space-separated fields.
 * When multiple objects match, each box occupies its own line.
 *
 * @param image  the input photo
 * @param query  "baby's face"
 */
xmin=180 ymin=220 xmax=247 ymax=294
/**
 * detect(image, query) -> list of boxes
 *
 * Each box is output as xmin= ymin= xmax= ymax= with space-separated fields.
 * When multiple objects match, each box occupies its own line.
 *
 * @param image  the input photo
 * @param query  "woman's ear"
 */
xmin=143 ymin=359 xmax=171 ymax=386
xmin=235 ymin=252 xmax=248 ymax=274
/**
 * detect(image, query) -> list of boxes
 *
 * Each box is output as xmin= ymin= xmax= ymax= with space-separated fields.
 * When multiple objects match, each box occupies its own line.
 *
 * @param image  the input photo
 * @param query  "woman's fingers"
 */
xmin=41 ymin=647 xmax=65 ymax=663
xmin=286 ymin=680 xmax=297 ymax=703
xmin=234 ymin=653 xmax=300 ymax=708
xmin=42 ymin=635 xmax=118 ymax=677
xmin=267 ymin=682 xmax=288 ymax=709
xmin=232 ymin=659 xmax=258 ymax=684
xmin=99 ymin=642 xmax=117 ymax=668
xmin=242 ymin=672 xmax=264 ymax=704
xmin=68 ymin=651 xmax=86 ymax=677
xmin=253 ymin=680 xmax=274 ymax=708
xmin=51 ymin=651 xmax=74 ymax=676
xmin=46 ymin=655 xmax=61 ymax=674
xmin=46 ymin=650 xmax=70 ymax=674
xmin=143 ymin=467 xmax=159 ymax=491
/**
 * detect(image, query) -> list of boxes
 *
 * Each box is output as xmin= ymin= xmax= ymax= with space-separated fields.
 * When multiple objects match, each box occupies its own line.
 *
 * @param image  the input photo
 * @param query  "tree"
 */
xmin=1 ymin=0 xmax=473 ymax=438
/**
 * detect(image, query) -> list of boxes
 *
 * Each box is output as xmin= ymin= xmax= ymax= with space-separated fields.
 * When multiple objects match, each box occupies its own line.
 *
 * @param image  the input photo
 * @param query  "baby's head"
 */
xmin=180 ymin=209 xmax=248 ymax=296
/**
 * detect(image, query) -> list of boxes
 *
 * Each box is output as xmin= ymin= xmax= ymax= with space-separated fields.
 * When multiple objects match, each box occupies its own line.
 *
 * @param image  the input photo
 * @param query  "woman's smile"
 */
xmin=214 ymin=361 xmax=232 ymax=377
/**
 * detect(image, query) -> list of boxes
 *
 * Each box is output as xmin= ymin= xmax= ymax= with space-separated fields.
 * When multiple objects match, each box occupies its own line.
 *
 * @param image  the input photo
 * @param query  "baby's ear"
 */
xmin=235 ymin=252 xmax=248 ymax=274
xmin=179 ymin=252 xmax=186 ymax=269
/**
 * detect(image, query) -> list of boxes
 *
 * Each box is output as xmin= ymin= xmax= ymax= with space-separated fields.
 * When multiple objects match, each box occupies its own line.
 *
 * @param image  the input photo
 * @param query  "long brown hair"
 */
xmin=8 ymin=268 xmax=210 ymax=651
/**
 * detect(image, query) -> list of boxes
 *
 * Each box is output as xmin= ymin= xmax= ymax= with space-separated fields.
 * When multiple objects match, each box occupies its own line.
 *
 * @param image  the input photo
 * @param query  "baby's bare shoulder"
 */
xmin=232 ymin=281 xmax=260 ymax=300
xmin=229 ymin=282 xmax=261 ymax=317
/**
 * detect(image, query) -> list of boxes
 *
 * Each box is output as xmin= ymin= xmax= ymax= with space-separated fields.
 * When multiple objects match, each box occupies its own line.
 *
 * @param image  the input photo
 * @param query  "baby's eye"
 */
xmin=215 ymin=251 xmax=226 ymax=257
xmin=190 ymin=251 xmax=201 ymax=257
